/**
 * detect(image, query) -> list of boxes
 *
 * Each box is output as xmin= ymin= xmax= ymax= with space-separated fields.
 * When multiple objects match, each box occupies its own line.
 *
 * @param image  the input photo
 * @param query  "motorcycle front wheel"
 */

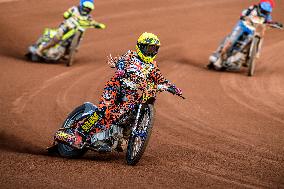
xmin=247 ymin=37 xmax=260 ymax=77
xmin=66 ymin=32 xmax=81 ymax=67
xmin=126 ymin=104 xmax=154 ymax=165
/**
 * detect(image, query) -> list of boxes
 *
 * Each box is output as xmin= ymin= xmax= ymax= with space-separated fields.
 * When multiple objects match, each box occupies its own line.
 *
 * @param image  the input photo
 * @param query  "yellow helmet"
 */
xmin=136 ymin=32 xmax=161 ymax=63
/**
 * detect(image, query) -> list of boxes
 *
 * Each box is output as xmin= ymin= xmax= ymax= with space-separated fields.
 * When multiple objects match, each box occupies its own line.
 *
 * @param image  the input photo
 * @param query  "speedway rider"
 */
xmin=87 ymin=32 xmax=183 ymax=151
xmin=209 ymin=1 xmax=282 ymax=69
xmin=36 ymin=0 xmax=106 ymax=56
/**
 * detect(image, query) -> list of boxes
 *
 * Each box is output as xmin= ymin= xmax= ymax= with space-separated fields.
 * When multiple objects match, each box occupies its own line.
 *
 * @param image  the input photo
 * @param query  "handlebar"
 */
xmin=178 ymin=95 xmax=186 ymax=100
xmin=159 ymin=85 xmax=186 ymax=99
xmin=267 ymin=23 xmax=283 ymax=30
xmin=77 ymin=21 xmax=106 ymax=29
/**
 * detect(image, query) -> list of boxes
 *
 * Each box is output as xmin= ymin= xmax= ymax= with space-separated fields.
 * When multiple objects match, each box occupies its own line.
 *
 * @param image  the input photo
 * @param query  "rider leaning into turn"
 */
xmin=94 ymin=33 xmax=182 ymax=145
xmin=36 ymin=0 xmax=105 ymax=56
xmin=218 ymin=1 xmax=281 ymax=64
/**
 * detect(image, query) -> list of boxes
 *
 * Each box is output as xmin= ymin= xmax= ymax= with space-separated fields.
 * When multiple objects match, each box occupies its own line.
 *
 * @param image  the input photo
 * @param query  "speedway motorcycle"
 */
xmin=208 ymin=19 xmax=283 ymax=76
xmin=26 ymin=17 xmax=104 ymax=66
xmin=48 ymin=86 xmax=185 ymax=165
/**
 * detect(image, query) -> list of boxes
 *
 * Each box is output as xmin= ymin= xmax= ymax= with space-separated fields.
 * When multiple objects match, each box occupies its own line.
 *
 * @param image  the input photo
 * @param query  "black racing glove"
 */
xmin=167 ymin=85 xmax=182 ymax=96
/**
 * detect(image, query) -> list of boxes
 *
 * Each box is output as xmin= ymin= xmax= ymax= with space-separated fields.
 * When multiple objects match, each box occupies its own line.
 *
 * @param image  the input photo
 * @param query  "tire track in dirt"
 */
xmin=12 ymin=67 xmax=85 ymax=114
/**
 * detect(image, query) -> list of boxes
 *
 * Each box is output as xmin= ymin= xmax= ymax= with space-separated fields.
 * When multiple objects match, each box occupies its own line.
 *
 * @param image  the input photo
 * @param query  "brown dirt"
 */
xmin=0 ymin=0 xmax=284 ymax=188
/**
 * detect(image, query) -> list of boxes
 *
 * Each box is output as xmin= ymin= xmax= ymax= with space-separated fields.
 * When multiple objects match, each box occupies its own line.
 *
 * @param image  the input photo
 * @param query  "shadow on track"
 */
xmin=0 ymin=131 xmax=47 ymax=155
xmin=0 ymin=130 xmax=126 ymax=163
xmin=177 ymin=57 xmax=206 ymax=69
xmin=176 ymin=57 xmax=256 ymax=77
xmin=0 ymin=20 xmax=30 ymax=61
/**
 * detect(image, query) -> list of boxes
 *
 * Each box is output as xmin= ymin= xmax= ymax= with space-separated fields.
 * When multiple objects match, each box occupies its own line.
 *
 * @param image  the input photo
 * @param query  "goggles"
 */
xmin=260 ymin=8 xmax=270 ymax=16
xmin=138 ymin=44 xmax=160 ymax=57
xmin=81 ymin=7 xmax=92 ymax=15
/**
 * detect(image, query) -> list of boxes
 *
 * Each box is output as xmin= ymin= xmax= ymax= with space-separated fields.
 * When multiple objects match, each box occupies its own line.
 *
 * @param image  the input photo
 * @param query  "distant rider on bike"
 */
xmin=36 ymin=0 xmax=106 ymax=56
xmin=210 ymin=1 xmax=282 ymax=69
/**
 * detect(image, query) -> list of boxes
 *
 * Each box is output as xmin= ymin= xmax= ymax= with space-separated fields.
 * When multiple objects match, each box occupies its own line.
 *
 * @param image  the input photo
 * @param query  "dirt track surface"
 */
xmin=0 ymin=0 xmax=284 ymax=188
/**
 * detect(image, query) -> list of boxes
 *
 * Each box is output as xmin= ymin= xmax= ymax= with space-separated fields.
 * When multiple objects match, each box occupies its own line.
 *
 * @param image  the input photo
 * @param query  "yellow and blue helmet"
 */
xmin=80 ymin=0 xmax=94 ymax=15
xmin=136 ymin=32 xmax=161 ymax=64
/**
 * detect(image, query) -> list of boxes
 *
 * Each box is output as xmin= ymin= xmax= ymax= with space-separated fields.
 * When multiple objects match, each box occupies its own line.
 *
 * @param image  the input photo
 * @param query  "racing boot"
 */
xmin=213 ymin=57 xmax=223 ymax=69
xmin=213 ymin=42 xmax=231 ymax=70
xmin=207 ymin=52 xmax=219 ymax=70
xmin=72 ymin=131 xmax=84 ymax=149
xmin=115 ymin=140 xmax=124 ymax=152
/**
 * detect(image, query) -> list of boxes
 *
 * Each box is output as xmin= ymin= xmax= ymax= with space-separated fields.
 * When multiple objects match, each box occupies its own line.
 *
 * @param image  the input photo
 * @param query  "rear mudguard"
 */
xmin=81 ymin=102 xmax=98 ymax=116
xmin=26 ymin=45 xmax=60 ymax=63
xmin=47 ymin=102 xmax=98 ymax=152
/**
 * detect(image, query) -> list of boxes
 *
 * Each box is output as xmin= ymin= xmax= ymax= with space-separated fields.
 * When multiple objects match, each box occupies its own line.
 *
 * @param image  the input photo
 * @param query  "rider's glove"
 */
xmin=269 ymin=21 xmax=283 ymax=28
xmin=95 ymin=23 xmax=106 ymax=29
xmin=174 ymin=87 xmax=183 ymax=96
xmin=107 ymin=54 xmax=117 ymax=68
xmin=240 ymin=16 xmax=246 ymax=21
xmin=167 ymin=85 xmax=182 ymax=96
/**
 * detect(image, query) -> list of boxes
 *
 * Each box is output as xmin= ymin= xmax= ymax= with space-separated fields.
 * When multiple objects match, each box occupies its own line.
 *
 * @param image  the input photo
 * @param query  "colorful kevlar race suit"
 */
xmin=36 ymin=5 xmax=104 ymax=56
xmin=96 ymin=50 xmax=178 ymax=130
xmin=55 ymin=6 xmax=103 ymax=40
xmin=228 ymin=5 xmax=272 ymax=47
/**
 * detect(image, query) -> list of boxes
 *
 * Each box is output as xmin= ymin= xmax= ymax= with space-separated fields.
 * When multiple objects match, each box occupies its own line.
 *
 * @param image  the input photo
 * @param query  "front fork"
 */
xmin=249 ymin=35 xmax=262 ymax=59
xmin=131 ymin=104 xmax=142 ymax=135
xmin=255 ymin=37 xmax=263 ymax=58
xmin=253 ymin=24 xmax=266 ymax=58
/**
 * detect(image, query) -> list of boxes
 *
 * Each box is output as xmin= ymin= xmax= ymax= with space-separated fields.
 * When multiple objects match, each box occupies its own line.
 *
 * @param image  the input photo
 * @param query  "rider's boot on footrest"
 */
xmin=72 ymin=131 xmax=84 ymax=149
xmin=213 ymin=58 xmax=222 ymax=69
xmin=242 ymin=62 xmax=248 ymax=67
xmin=206 ymin=62 xmax=215 ymax=70
xmin=115 ymin=145 xmax=124 ymax=152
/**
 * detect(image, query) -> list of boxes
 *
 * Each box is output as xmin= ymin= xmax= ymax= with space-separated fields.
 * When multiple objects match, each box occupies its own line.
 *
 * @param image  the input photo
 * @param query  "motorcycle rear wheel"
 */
xmin=126 ymin=104 xmax=154 ymax=165
xmin=57 ymin=105 xmax=87 ymax=158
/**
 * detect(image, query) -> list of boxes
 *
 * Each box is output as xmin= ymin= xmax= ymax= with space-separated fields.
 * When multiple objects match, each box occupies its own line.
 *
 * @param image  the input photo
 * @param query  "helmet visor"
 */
xmin=260 ymin=8 xmax=270 ymax=16
xmin=82 ymin=7 xmax=92 ymax=15
xmin=139 ymin=44 xmax=160 ymax=57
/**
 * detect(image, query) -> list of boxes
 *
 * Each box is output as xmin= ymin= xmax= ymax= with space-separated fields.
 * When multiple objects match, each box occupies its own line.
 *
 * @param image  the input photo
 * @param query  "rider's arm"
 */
xmin=151 ymin=64 xmax=182 ymax=95
xmin=263 ymin=12 xmax=283 ymax=28
xmin=63 ymin=7 xmax=76 ymax=19
xmin=151 ymin=64 xmax=173 ymax=89
xmin=264 ymin=14 xmax=273 ymax=23
xmin=240 ymin=5 xmax=255 ymax=20
xmin=89 ymin=19 xmax=106 ymax=29
xmin=265 ymin=17 xmax=283 ymax=28
xmin=85 ymin=13 xmax=106 ymax=29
